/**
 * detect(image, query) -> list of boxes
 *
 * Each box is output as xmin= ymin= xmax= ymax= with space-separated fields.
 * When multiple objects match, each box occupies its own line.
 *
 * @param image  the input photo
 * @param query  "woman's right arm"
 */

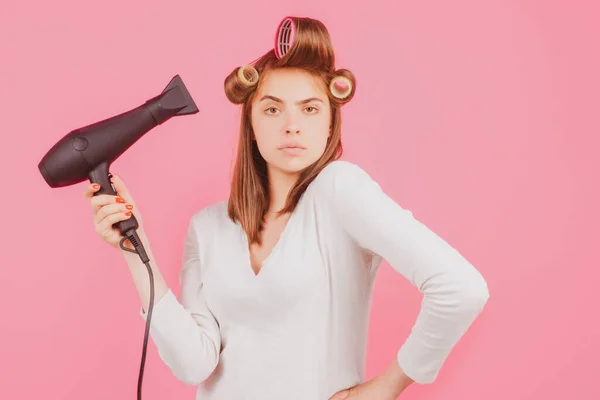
xmin=129 ymin=216 xmax=221 ymax=386
xmin=85 ymin=176 xmax=221 ymax=386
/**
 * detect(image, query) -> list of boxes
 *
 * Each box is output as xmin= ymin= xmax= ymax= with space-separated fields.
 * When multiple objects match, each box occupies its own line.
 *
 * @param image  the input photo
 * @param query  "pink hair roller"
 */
xmin=274 ymin=17 xmax=296 ymax=59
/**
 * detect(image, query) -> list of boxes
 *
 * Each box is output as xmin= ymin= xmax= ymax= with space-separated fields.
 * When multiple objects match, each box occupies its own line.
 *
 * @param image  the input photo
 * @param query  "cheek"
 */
xmin=252 ymin=120 xmax=276 ymax=145
xmin=310 ymin=133 xmax=329 ymax=157
xmin=252 ymin=127 xmax=280 ymax=159
xmin=255 ymin=135 xmax=279 ymax=154
xmin=306 ymin=117 xmax=331 ymax=147
xmin=251 ymin=109 xmax=277 ymax=136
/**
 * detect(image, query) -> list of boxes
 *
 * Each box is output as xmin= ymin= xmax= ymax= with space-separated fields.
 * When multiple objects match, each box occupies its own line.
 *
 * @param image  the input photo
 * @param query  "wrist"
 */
xmin=118 ymin=229 xmax=148 ymax=253
xmin=383 ymin=358 xmax=414 ymax=395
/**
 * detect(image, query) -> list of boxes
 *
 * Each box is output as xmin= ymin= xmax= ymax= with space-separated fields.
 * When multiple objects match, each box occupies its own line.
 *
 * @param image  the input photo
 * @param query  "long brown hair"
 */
xmin=223 ymin=16 xmax=357 ymax=245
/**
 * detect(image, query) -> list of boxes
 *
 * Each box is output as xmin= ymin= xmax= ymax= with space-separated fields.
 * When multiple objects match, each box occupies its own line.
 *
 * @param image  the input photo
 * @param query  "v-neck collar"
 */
xmin=239 ymin=195 xmax=305 ymax=278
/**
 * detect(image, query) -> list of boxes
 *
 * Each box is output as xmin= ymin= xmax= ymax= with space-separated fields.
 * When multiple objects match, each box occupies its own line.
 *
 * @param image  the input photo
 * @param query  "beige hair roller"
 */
xmin=329 ymin=75 xmax=352 ymax=99
xmin=237 ymin=65 xmax=259 ymax=87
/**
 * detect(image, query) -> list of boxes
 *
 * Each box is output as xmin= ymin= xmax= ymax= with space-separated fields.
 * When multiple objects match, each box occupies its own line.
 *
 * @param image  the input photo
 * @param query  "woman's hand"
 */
xmin=83 ymin=174 xmax=143 ymax=250
xmin=329 ymin=360 xmax=414 ymax=400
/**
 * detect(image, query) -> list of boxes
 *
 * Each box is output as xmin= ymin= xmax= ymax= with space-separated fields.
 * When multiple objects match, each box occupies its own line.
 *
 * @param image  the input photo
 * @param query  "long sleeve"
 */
xmin=139 ymin=211 xmax=221 ymax=385
xmin=319 ymin=161 xmax=489 ymax=384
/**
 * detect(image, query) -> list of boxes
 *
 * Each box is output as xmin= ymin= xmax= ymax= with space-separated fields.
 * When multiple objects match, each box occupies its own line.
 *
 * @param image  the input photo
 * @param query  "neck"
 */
xmin=267 ymin=166 xmax=299 ymax=214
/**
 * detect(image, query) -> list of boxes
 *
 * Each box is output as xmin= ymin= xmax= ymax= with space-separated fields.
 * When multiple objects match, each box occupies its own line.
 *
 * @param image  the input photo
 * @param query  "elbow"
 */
xmin=454 ymin=270 xmax=490 ymax=315
xmin=179 ymin=372 xmax=213 ymax=387
xmin=161 ymin=337 xmax=220 ymax=386
xmin=175 ymin=353 xmax=220 ymax=386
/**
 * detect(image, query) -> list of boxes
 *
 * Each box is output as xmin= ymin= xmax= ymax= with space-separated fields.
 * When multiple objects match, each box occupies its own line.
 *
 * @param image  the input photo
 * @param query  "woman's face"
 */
xmin=250 ymin=68 xmax=331 ymax=176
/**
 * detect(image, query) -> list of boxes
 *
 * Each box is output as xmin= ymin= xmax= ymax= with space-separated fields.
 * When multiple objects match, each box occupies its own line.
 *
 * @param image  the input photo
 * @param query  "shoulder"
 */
xmin=317 ymin=159 xmax=372 ymax=180
xmin=188 ymin=199 xmax=229 ymax=232
xmin=310 ymin=159 xmax=380 ymax=195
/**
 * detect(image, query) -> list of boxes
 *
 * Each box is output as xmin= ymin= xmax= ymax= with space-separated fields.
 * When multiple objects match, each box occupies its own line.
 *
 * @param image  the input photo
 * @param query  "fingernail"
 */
xmin=125 ymin=211 xmax=132 ymax=216
xmin=116 ymin=197 xmax=125 ymax=203
xmin=126 ymin=205 xmax=133 ymax=210
xmin=92 ymin=184 xmax=100 ymax=189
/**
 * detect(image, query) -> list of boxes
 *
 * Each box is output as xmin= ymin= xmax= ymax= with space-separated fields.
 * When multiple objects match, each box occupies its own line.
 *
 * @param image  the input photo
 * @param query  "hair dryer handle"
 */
xmin=89 ymin=161 xmax=139 ymax=237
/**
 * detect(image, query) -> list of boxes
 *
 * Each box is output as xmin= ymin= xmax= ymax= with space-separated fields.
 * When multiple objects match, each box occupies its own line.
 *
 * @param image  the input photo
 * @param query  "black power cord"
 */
xmin=119 ymin=229 xmax=153 ymax=400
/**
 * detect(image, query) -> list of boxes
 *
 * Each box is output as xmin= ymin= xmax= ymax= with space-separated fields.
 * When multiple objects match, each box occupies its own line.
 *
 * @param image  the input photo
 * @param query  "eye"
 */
xmin=305 ymin=106 xmax=319 ymax=113
xmin=265 ymin=107 xmax=279 ymax=115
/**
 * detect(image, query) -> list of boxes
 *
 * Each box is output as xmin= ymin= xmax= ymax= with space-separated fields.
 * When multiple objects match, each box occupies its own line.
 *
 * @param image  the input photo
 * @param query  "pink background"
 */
xmin=1 ymin=1 xmax=598 ymax=399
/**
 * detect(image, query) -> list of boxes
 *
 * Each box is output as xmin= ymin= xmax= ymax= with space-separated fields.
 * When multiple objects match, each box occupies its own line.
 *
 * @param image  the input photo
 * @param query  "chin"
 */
xmin=269 ymin=155 xmax=316 ymax=175
xmin=275 ymin=162 xmax=310 ymax=175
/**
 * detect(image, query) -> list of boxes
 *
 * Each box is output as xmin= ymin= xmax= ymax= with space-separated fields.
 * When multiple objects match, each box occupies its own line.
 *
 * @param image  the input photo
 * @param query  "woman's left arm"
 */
xmin=321 ymin=161 xmax=490 ymax=398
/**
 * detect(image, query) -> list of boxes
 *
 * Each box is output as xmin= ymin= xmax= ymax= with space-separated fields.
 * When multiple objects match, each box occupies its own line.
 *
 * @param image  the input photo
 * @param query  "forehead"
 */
xmin=257 ymin=68 xmax=327 ymax=100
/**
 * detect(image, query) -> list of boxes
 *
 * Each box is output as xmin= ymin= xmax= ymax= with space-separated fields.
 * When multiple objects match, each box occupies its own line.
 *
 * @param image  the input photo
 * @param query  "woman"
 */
xmin=84 ymin=16 xmax=489 ymax=400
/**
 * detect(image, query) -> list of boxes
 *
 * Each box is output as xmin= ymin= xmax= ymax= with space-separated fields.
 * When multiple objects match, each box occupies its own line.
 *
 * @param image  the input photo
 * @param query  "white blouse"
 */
xmin=140 ymin=160 xmax=489 ymax=399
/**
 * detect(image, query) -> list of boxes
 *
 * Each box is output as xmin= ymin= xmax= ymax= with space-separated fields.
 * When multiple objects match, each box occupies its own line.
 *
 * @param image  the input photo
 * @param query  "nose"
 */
xmin=284 ymin=115 xmax=300 ymax=134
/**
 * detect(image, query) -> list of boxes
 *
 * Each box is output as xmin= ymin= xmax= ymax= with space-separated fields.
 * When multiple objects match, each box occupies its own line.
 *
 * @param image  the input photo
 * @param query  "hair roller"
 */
xmin=237 ymin=65 xmax=259 ymax=87
xmin=274 ymin=17 xmax=296 ymax=59
xmin=224 ymin=64 xmax=259 ymax=104
xmin=329 ymin=75 xmax=353 ymax=100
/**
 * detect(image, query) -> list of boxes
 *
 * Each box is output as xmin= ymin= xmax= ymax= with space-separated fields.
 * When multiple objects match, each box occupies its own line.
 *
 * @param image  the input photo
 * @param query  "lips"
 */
xmin=278 ymin=143 xmax=306 ymax=150
xmin=279 ymin=144 xmax=306 ymax=156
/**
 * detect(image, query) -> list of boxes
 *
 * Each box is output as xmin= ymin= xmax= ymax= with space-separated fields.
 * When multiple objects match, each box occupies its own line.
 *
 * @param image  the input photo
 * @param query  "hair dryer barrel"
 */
xmin=38 ymin=75 xmax=198 ymax=188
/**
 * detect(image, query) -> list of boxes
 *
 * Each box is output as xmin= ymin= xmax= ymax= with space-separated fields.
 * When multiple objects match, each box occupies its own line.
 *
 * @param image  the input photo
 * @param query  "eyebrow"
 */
xmin=259 ymin=95 xmax=324 ymax=104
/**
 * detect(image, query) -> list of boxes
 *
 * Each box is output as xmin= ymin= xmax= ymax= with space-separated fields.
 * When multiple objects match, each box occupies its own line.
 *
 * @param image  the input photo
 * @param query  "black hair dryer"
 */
xmin=37 ymin=74 xmax=199 ymax=400
xmin=38 ymin=74 xmax=198 ymax=239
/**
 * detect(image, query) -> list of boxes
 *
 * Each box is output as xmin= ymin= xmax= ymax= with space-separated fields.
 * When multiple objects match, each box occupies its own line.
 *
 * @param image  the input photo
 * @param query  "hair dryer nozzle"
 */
xmin=145 ymin=74 xmax=199 ymax=125
xmin=162 ymin=74 xmax=199 ymax=116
